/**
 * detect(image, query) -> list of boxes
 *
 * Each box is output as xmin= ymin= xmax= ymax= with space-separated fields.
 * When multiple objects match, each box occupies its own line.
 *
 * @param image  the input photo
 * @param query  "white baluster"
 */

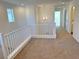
xmin=0 ymin=33 xmax=7 ymax=59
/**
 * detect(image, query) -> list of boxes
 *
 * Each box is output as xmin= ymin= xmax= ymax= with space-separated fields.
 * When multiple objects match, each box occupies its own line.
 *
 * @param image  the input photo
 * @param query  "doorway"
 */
xmin=71 ymin=6 xmax=76 ymax=35
xmin=64 ymin=9 xmax=67 ymax=30
xmin=54 ymin=11 xmax=61 ymax=28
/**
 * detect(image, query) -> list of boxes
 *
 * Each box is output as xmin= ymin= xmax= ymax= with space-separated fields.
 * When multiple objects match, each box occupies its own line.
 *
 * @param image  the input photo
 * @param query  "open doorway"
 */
xmin=54 ymin=11 xmax=61 ymax=28
xmin=71 ymin=6 xmax=76 ymax=35
xmin=64 ymin=9 xmax=67 ymax=30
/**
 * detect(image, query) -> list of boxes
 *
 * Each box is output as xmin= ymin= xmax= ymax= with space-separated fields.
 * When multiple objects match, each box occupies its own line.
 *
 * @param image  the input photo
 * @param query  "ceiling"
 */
xmin=2 ymin=0 xmax=74 ymax=5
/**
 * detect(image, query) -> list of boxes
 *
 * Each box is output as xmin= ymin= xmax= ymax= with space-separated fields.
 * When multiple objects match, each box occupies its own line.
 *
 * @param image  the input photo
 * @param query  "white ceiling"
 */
xmin=2 ymin=0 xmax=74 ymax=5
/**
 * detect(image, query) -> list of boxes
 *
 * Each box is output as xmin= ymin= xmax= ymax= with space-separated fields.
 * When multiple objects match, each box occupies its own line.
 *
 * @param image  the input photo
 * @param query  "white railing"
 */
xmin=0 ymin=26 xmax=32 ymax=59
xmin=3 ymin=26 xmax=32 ymax=55
xmin=0 ymin=24 xmax=56 ymax=59
xmin=36 ymin=24 xmax=56 ymax=35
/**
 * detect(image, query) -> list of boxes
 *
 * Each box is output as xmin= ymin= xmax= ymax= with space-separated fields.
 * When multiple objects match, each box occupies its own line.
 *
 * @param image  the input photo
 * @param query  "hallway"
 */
xmin=0 ymin=0 xmax=79 ymax=59
xmin=14 ymin=29 xmax=79 ymax=59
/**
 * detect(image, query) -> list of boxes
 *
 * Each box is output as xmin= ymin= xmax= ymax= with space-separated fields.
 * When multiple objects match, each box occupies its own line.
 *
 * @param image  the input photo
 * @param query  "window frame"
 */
xmin=7 ymin=8 xmax=15 ymax=23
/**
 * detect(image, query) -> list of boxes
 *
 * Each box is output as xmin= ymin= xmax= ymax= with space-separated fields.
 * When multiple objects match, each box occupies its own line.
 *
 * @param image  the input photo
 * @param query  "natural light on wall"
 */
xmin=7 ymin=8 xmax=15 ymax=23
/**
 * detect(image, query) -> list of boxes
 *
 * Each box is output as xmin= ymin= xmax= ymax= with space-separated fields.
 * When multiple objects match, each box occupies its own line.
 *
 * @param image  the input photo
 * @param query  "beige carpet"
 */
xmin=15 ymin=30 xmax=79 ymax=59
xmin=0 ymin=46 xmax=3 ymax=59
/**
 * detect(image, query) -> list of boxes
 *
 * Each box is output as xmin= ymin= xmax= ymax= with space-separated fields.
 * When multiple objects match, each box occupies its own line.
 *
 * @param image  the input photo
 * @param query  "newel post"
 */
xmin=0 ymin=33 xmax=7 ymax=59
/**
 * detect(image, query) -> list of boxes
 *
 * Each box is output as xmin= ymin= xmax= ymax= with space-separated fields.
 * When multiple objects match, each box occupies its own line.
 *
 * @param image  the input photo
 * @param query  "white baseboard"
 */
xmin=32 ymin=35 xmax=56 ymax=39
xmin=8 ymin=36 xmax=32 ymax=59
xmin=73 ymin=35 xmax=79 ymax=43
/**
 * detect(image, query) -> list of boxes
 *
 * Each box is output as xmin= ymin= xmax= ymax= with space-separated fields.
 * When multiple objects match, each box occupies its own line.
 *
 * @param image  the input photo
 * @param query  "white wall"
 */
xmin=25 ymin=6 xmax=36 ymax=25
xmin=65 ymin=4 xmax=71 ymax=33
xmin=0 ymin=1 xmax=36 ymax=34
xmin=0 ymin=1 xmax=29 ymax=34
xmin=36 ymin=4 xmax=54 ymax=24
xmin=25 ymin=6 xmax=36 ymax=35
xmin=0 ymin=1 xmax=19 ymax=34
xmin=14 ymin=6 xmax=27 ymax=27
xmin=73 ymin=1 xmax=79 ymax=42
xmin=35 ymin=4 xmax=55 ymax=34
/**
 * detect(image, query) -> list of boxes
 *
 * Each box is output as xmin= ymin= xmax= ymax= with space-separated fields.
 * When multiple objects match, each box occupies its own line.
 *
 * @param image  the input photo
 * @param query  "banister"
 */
xmin=0 ymin=23 xmax=56 ymax=59
xmin=0 ymin=33 xmax=7 ymax=59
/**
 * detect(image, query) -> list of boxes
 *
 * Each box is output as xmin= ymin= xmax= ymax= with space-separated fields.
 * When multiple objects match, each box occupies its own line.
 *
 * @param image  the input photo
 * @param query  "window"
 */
xmin=54 ymin=11 xmax=61 ymax=27
xmin=7 ymin=8 xmax=15 ymax=23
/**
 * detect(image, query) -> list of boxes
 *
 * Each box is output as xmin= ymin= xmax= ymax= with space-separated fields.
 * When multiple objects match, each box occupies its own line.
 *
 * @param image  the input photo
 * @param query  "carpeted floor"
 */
xmin=0 ymin=45 xmax=3 ymax=59
xmin=14 ymin=29 xmax=79 ymax=59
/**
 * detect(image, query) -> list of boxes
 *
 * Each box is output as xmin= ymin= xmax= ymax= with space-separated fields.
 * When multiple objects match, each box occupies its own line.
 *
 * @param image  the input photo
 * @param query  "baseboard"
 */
xmin=73 ymin=35 xmax=79 ymax=43
xmin=8 ymin=36 xmax=32 ymax=59
xmin=32 ymin=35 xmax=56 ymax=39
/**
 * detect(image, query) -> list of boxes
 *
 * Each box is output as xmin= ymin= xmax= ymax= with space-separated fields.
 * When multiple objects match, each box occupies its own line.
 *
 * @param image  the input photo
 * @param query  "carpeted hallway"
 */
xmin=14 ymin=30 xmax=79 ymax=59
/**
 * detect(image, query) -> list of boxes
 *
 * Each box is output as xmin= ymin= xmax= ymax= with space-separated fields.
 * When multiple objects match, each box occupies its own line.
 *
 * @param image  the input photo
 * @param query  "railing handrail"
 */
xmin=3 ymin=26 xmax=26 ymax=37
xmin=3 ymin=24 xmax=55 ymax=36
